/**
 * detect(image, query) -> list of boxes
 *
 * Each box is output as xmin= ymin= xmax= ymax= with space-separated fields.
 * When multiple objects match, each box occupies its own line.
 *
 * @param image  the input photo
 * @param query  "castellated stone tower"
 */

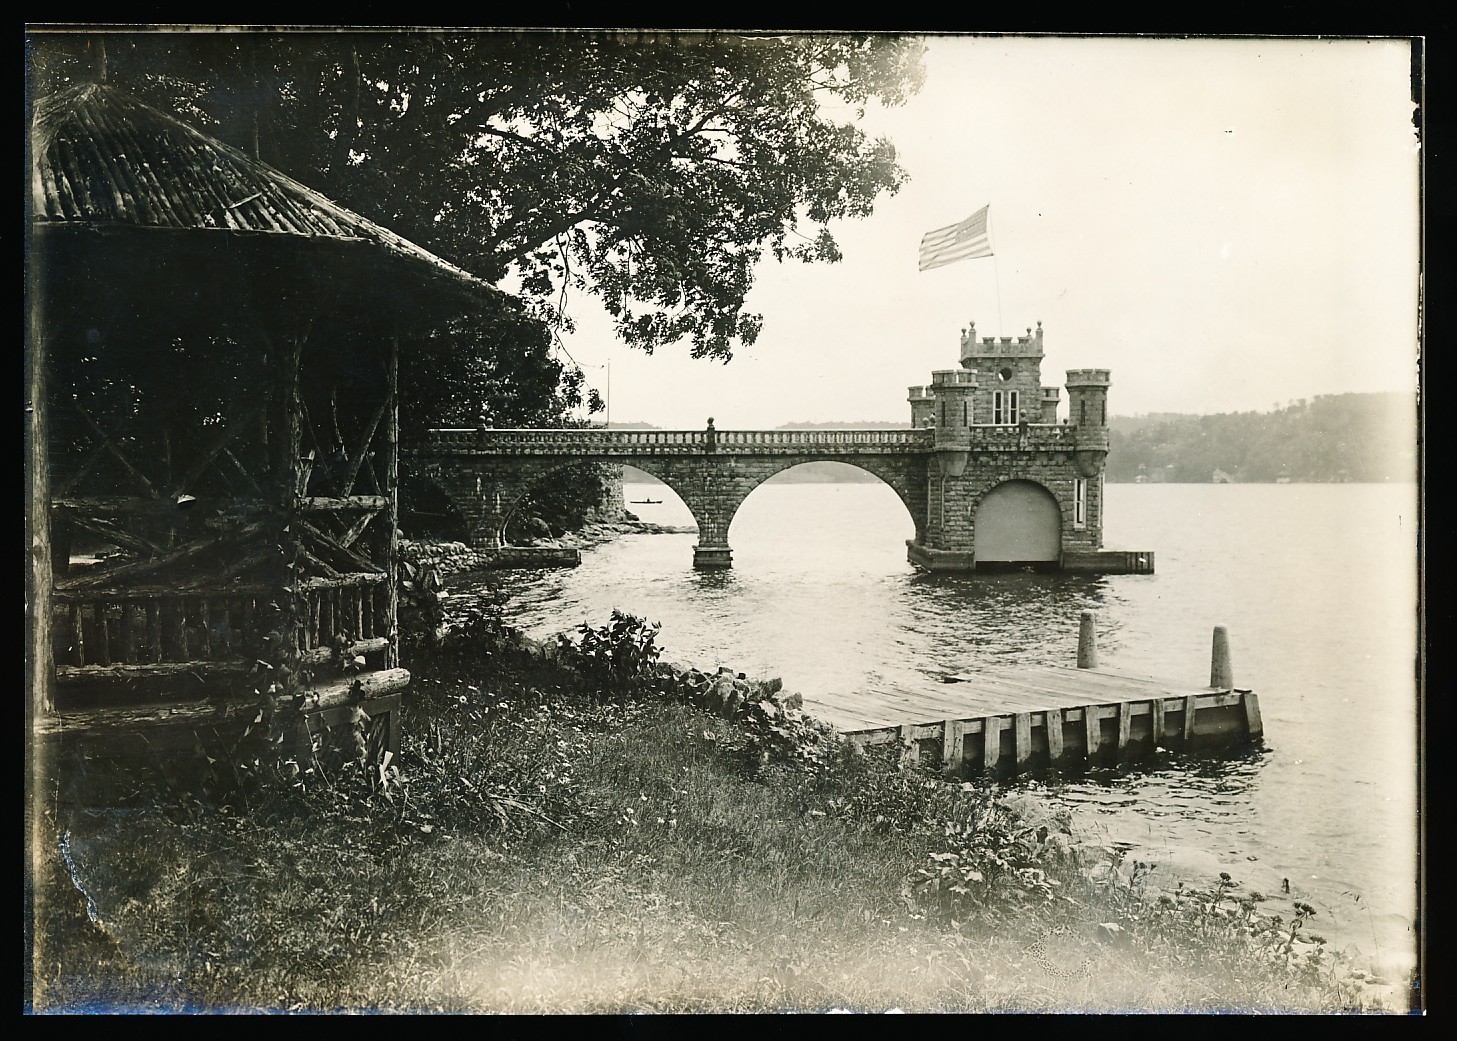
xmin=957 ymin=320 xmax=1064 ymax=425
xmin=907 ymin=384 xmax=935 ymax=428
xmin=1038 ymin=386 xmax=1062 ymax=424
xmin=1065 ymin=369 xmax=1112 ymax=428
xmin=929 ymin=369 xmax=977 ymax=448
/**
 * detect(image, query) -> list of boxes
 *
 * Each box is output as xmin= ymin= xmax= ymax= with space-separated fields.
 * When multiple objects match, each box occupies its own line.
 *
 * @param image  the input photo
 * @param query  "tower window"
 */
xmin=1080 ymin=399 xmax=1087 ymax=425
xmin=994 ymin=390 xmax=1019 ymax=425
xmin=1074 ymin=478 xmax=1087 ymax=529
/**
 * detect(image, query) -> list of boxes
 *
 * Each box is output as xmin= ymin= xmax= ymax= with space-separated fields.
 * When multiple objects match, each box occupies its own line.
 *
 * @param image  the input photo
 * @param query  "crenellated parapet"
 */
xmin=959 ymin=320 xmax=1044 ymax=365
xmin=1065 ymin=368 xmax=1112 ymax=429
xmin=1039 ymin=386 xmax=1062 ymax=424
xmin=907 ymin=385 xmax=935 ymax=428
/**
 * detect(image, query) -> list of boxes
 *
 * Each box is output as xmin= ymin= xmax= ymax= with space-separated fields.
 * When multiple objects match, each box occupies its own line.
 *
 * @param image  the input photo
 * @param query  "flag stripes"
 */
xmin=918 ymin=205 xmax=993 ymax=271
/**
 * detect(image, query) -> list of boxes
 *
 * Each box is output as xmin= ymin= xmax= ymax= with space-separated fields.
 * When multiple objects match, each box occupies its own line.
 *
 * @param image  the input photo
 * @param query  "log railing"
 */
xmin=52 ymin=572 xmax=392 ymax=679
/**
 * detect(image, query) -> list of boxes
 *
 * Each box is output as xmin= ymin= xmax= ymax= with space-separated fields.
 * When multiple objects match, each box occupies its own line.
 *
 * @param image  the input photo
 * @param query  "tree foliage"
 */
xmin=28 ymin=29 xmax=925 ymax=362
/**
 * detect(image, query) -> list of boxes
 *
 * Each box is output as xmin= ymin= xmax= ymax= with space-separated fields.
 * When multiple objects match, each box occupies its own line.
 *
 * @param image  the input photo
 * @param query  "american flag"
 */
xmin=918 ymin=205 xmax=993 ymax=271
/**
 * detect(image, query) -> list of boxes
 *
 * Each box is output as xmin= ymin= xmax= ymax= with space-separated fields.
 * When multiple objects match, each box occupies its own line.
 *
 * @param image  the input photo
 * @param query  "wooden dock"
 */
xmin=804 ymin=619 xmax=1263 ymax=777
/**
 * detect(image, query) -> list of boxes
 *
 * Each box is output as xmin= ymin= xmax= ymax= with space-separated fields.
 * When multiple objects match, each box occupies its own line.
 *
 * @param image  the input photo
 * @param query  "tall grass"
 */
xmin=29 ymin=615 xmax=1407 ymax=1014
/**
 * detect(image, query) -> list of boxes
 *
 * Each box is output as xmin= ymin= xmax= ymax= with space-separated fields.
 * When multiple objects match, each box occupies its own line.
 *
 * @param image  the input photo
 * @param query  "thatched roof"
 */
xmin=29 ymin=82 xmax=497 ymax=307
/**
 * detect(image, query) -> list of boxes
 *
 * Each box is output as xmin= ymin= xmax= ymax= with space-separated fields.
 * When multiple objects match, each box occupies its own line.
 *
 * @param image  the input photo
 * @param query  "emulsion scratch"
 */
xmin=58 ymin=829 xmax=104 ymax=928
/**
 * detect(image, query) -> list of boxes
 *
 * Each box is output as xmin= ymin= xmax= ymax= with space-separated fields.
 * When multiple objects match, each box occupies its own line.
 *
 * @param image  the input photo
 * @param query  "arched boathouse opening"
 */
xmin=973 ymin=479 xmax=1062 ymax=571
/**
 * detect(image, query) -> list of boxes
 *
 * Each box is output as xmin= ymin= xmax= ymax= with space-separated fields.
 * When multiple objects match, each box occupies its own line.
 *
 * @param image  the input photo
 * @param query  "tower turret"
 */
xmin=930 ymin=368 xmax=977 ymax=448
xmin=1065 ymin=369 xmax=1112 ymax=429
xmin=1038 ymin=386 xmax=1061 ymax=425
xmin=959 ymin=320 xmax=1045 ymax=425
xmin=907 ymin=385 xmax=935 ymax=428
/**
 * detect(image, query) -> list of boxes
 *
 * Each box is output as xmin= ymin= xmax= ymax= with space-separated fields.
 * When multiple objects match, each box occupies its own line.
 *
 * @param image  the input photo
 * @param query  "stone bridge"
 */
xmin=403 ymin=420 xmax=1149 ymax=573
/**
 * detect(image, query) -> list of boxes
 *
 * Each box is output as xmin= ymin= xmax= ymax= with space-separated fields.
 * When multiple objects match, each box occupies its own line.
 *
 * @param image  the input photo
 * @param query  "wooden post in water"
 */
xmin=1210 ymin=626 xmax=1233 ymax=689
xmin=1077 ymin=611 xmax=1098 ymax=669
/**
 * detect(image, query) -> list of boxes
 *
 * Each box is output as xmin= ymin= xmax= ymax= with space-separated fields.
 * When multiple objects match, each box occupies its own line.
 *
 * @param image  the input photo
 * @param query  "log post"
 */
xmin=385 ymin=331 xmax=400 ymax=669
xmin=1210 ymin=625 xmax=1233 ymax=689
xmin=1077 ymin=610 xmax=1098 ymax=669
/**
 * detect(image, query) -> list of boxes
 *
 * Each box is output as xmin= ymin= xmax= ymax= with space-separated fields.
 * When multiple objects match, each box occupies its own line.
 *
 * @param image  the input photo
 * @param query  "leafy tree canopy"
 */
xmin=28 ymin=29 xmax=925 ymax=363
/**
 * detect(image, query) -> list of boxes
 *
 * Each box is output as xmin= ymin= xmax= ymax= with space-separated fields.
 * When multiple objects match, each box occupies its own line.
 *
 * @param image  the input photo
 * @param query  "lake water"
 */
xmin=447 ymin=480 xmax=1421 ymax=979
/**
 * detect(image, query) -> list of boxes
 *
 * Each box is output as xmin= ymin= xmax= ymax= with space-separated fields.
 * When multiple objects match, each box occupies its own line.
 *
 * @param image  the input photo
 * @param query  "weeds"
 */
xmin=30 ymin=611 xmax=1402 ymax=1014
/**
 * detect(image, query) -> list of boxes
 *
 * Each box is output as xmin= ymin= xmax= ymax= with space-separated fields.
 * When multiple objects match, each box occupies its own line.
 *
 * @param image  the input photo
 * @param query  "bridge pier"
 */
xmin=468 ymin=529 xmax=503 ymax=551
xmin=692 ymin=543 xmax=733 ymax=569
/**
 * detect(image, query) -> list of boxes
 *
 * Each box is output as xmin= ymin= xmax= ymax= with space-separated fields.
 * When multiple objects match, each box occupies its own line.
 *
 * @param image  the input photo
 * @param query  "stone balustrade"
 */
xmin=416 ymin=427 xmax=937 ymax=455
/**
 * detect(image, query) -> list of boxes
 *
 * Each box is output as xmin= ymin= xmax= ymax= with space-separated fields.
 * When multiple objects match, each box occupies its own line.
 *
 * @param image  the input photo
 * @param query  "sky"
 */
xmin=553 ymin=35 xmax=1421 ymax=430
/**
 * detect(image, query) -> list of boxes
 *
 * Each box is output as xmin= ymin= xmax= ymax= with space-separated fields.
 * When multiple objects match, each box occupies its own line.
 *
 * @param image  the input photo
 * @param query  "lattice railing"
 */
xmin=52 ymin=573 xmax=392 ymax=678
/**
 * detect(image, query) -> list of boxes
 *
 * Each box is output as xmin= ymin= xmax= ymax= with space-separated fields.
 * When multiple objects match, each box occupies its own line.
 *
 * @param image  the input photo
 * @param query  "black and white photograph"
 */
xmin=24 ymin=26 xmax=1424 ymax=1014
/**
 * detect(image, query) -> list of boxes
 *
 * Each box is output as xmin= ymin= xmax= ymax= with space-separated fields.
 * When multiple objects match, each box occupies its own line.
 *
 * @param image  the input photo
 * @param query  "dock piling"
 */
xmin=983 ymin=716 xmax=1002 ymax=774
xmin=1211 ymin=626 xmax=1233 ymax=689
xmin=1045 ymin=708 xmax=1064 ymax=766
xmin=1077 ymin=610 xmax=1098 ymax=669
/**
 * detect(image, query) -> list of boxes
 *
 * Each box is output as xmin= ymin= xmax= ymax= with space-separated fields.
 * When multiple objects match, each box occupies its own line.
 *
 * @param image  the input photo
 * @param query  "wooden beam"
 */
xmin=224 ymin=448 xmax=266 ymax=497
xmin=298 ymin=572 xmax=388 ymax=591
xmin=1116 ymin=701 xmax=1132 ymax=763
xmin=35 ymin=667 xmax=410 ymax=738
xmin=338 ymin=509 xmax=379 ymax=550
xmin=300 ymin=496 xmax=389 ymax=512
xmin=53 ymin=495 xmax=272 ymax=516
xmin=899 ymin=724 xmax=917 ymax=766
xmin=384 ymin=332 xmax=400 ymax=669
xmin=1013 ymin=712 xmax=1032 ymax=773
xmin=57 ymin=661 xmax=254 ymax=682
xmin=941 ymin=719 xmax=965 ymax=775
xmin=72 ymin=400 xmax=157 ymax=497
xmin=1045 ymin=708 xmax=1064 ymax=766
xmin=1151 ymin=697 xmax=1166 ymax=747
xmin=300 ymin=518 xmax=377 ymax=574
xmin=1183 ymin=694 xmax=1199 ymax=747
xmin=66 ymin=513 xmax=168 ymax=558
xmin=168 ymin=402 xmax=267 ymax=500
xmin=298 ymin=637 xmax=390 ymax=667
xmin=340 ymin=396 xmax=388 ymax=498
xmin=57 ymin=520 xmax=270 ymax=591
xmin=1242 ymin=691 xmax=1264 ymax=741
xmin=983 ymin=715 xmax=1001 ymax=774
xmin=1084 ymin=706 xmax=1100 ymax=766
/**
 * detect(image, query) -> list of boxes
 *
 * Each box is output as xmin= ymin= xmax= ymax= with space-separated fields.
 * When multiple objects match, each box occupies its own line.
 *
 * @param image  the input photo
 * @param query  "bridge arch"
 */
xmin=497 ymin=457 xmax=709 ymax=546
xmin=399 ymin=469 xmax=472 ymax=542
xmin=724 ymin=458 xmax=925 ymax=544
xmin=971 ymin=478 xmax=1063 ymax=567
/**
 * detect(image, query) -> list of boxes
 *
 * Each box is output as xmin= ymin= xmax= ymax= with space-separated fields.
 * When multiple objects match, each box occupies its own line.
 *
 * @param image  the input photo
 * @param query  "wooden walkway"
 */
xmin=803 ymin=663 xmax=1263 ymax=775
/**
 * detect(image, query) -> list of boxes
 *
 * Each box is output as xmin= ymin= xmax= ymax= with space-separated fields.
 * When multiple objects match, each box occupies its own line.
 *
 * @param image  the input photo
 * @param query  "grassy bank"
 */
xmin=29 ymin=612 xmax=1404 ymax=1014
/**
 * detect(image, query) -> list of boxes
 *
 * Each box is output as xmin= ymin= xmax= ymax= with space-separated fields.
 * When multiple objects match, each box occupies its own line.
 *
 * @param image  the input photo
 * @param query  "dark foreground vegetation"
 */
xmin=29 ymin=604 xmax=1406 ymax=1014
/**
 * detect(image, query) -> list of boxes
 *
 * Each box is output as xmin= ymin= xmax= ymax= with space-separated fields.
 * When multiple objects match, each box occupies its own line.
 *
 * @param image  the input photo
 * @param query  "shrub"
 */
xmin=554 ymin=609 xmax=663 ymax=696
xmin=909 ymin=787 xmax=1077 ymax=922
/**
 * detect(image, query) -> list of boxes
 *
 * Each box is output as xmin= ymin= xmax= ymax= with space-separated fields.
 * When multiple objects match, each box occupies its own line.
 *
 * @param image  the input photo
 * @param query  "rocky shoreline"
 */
xmin=401 ymin=519 xmax=695 ymax=577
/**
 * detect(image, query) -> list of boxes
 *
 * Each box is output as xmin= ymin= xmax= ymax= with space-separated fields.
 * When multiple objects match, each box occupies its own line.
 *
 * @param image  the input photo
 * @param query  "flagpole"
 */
xmin=988 ymin=207 xmax=1003 ymax=338
xmin=918 ymin=205 xmax=997 ymax=342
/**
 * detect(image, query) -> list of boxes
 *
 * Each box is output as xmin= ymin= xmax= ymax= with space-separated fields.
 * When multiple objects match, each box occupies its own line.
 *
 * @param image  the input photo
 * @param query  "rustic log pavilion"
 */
xmin=26 ymin=82 xmax=503 ymax=765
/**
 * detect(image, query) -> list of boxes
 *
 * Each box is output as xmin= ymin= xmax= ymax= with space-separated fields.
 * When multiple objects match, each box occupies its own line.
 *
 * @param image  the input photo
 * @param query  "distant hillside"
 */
xmin=1107 ymin=392 xmax=1417 ymax=483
